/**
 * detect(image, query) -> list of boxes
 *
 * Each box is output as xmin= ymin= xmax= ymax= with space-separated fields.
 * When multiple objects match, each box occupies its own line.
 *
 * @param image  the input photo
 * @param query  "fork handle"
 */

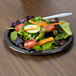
xmin=42 ymin=13 xmax=72 ymax=19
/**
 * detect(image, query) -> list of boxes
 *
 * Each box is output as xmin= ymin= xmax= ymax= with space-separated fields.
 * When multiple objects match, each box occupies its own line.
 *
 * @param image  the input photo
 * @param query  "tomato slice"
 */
xmin=15 ymin=24 xmax=25 ymax=31
xmin=45 ymin=24 xmax=55 ymax=31
xmin=24 ymin=39 xmax=37 ymax=49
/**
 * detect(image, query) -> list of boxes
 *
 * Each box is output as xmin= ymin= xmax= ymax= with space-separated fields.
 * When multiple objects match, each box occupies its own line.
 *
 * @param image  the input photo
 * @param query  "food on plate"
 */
xmin=8 ymin=16 xmax=72 ymax=51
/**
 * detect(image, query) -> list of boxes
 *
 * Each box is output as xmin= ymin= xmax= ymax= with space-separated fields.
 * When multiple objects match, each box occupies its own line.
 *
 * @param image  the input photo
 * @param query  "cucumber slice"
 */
xmin=24 ymin=25 xmax=40 ymax=33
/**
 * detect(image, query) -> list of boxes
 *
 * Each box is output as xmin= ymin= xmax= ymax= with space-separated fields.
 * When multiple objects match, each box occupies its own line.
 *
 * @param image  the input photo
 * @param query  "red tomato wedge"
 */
xmin=44 ymin=24 xmax=55 ymax=31
xmin=15 ymin=24 xmax=25 ymax=31
xmin=24 ymin=39 xmax=37 ymax=49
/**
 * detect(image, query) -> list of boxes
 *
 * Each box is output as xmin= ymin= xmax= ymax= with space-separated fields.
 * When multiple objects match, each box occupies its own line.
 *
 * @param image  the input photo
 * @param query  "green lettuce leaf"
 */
xmin=42 ymin=19 xmax=50 ymax=24
xmin=59 ymin=20 xmax=72 ymax=35
xmin=35 ymin=32 xmax=44 ymax=40
xmin=55 ymin=20 xmax=72 ymax=40
xmin=24 ymin=22 xmax=32 ymax=25
xmin=31 ymin=16 xmax=50 ymax=24
xmin=55 ymin=33 xmax=69 ymax=40
xmin=33 ymin=41 xmax=55 ymax=51
xmin=35 ymin=28 xmax=46 ymax=40
xmin=17 ymin=27 xmax=39 ymax=41
xmin=31 ymin=16 xmax=42 ymax=23
xmin=17 ymin=27 xmax=32 ymax=41
xmin=23 ymin=32 xmax=39 ymax=41
xmin=24 ymin=32 xmax=38 ymax=41
xmin=10 ymin=31 xmax=17 ymax=42
xmin=32 ymin=33 xmax=38 ymax=39
xmin=51 ymin=45 xmax=58 ymax=49
xmin=18 ymin=27 xmax=24 ymax=35
xmin=42 ymin=41 xmax=55 ymax=51
xmin=33 ymin=46 xmax=42 ymax=51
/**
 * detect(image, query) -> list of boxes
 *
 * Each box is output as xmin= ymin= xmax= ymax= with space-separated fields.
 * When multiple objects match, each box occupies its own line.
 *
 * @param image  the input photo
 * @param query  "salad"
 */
xmin=8 ymin=16 xmax=72 ymax=51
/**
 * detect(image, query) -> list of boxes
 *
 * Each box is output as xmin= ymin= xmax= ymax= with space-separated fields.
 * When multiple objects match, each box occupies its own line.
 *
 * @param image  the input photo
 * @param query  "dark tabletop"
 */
xmin=0 ymin=0 xmax=76 ymax=76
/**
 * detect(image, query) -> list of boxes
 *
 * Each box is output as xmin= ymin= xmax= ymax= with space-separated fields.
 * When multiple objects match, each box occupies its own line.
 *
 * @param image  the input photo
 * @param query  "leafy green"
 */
xmin=10 ymin=31 xmax=17 ymax=42
xmin=31 ymin=16 xmax=50 ymax=24
xmin=17 ymin=27 xmax=39 ymax=41
xmin=31 ymin=16 xmax=42 ymax=23
xmin=39 ymin=37 xmax=46 ymax=41
xmin=42 ymin=41 xmax=55 ymax=51
xmin=23 ymin=32 xmax=39 ymax=41
xmin=17 ymin=27 xmax=31 ymax=41
xmin=42 ymin=19 xmax=50 ymax=24
xmin=35 ymin=28 xmax=46 ymax=40
xmin=18 ymin=27 xmax=24 ymax=35
xmin=33 ymin=41 xmax=59 ymax=51
xmin=33 ymin=41 xmax=55 ymax=51
xmin=23 ymin=32 xmax=32 ymax=41
xmin=24 ymin=22 xmax=32 ymax=25
xmin=54 ymin=20 xmax=72 ymax=40
xmin=55 ymin=33 xmax=69 ymax=40
xmin=51 ymin=45 xmax=58 ymax=49
xmin=32 ymin=33 xmax=37 ymax=39
xmin=59 ymin=20 xmax=72 ymax=35
xmin=35 ymin=32 xmax=44 ymax=40
xmin=52 ymin=29 xmax=58 ymax=35
xmin=33 ymin=46 xmax=42 ymax=51
xmin=7 ymin=28 xmax=15 ymax=30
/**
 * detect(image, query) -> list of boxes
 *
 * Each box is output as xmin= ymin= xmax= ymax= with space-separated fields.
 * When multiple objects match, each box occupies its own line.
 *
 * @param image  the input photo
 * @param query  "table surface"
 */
xmin=0 ymin=0 xmax=76 ymax=76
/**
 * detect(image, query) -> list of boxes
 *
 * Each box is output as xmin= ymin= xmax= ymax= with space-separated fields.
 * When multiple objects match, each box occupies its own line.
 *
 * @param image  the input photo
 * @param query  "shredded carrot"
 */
xmin=51 ymin=21 xmax=64 ymax=25
xmin=29 ymin=20 xmax=37 ymax=25
xmin=38 ymin=21 xmax=48 ymax=27
xmin=29 ymin=20 xmax=48 ymax=27
xmin=37 ymin=37 xmax=54 ymax=46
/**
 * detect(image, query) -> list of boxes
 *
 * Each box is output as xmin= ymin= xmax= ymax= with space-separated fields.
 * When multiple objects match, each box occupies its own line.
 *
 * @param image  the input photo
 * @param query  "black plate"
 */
xmin=4 ymin=29 xmax=74 ymax=55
